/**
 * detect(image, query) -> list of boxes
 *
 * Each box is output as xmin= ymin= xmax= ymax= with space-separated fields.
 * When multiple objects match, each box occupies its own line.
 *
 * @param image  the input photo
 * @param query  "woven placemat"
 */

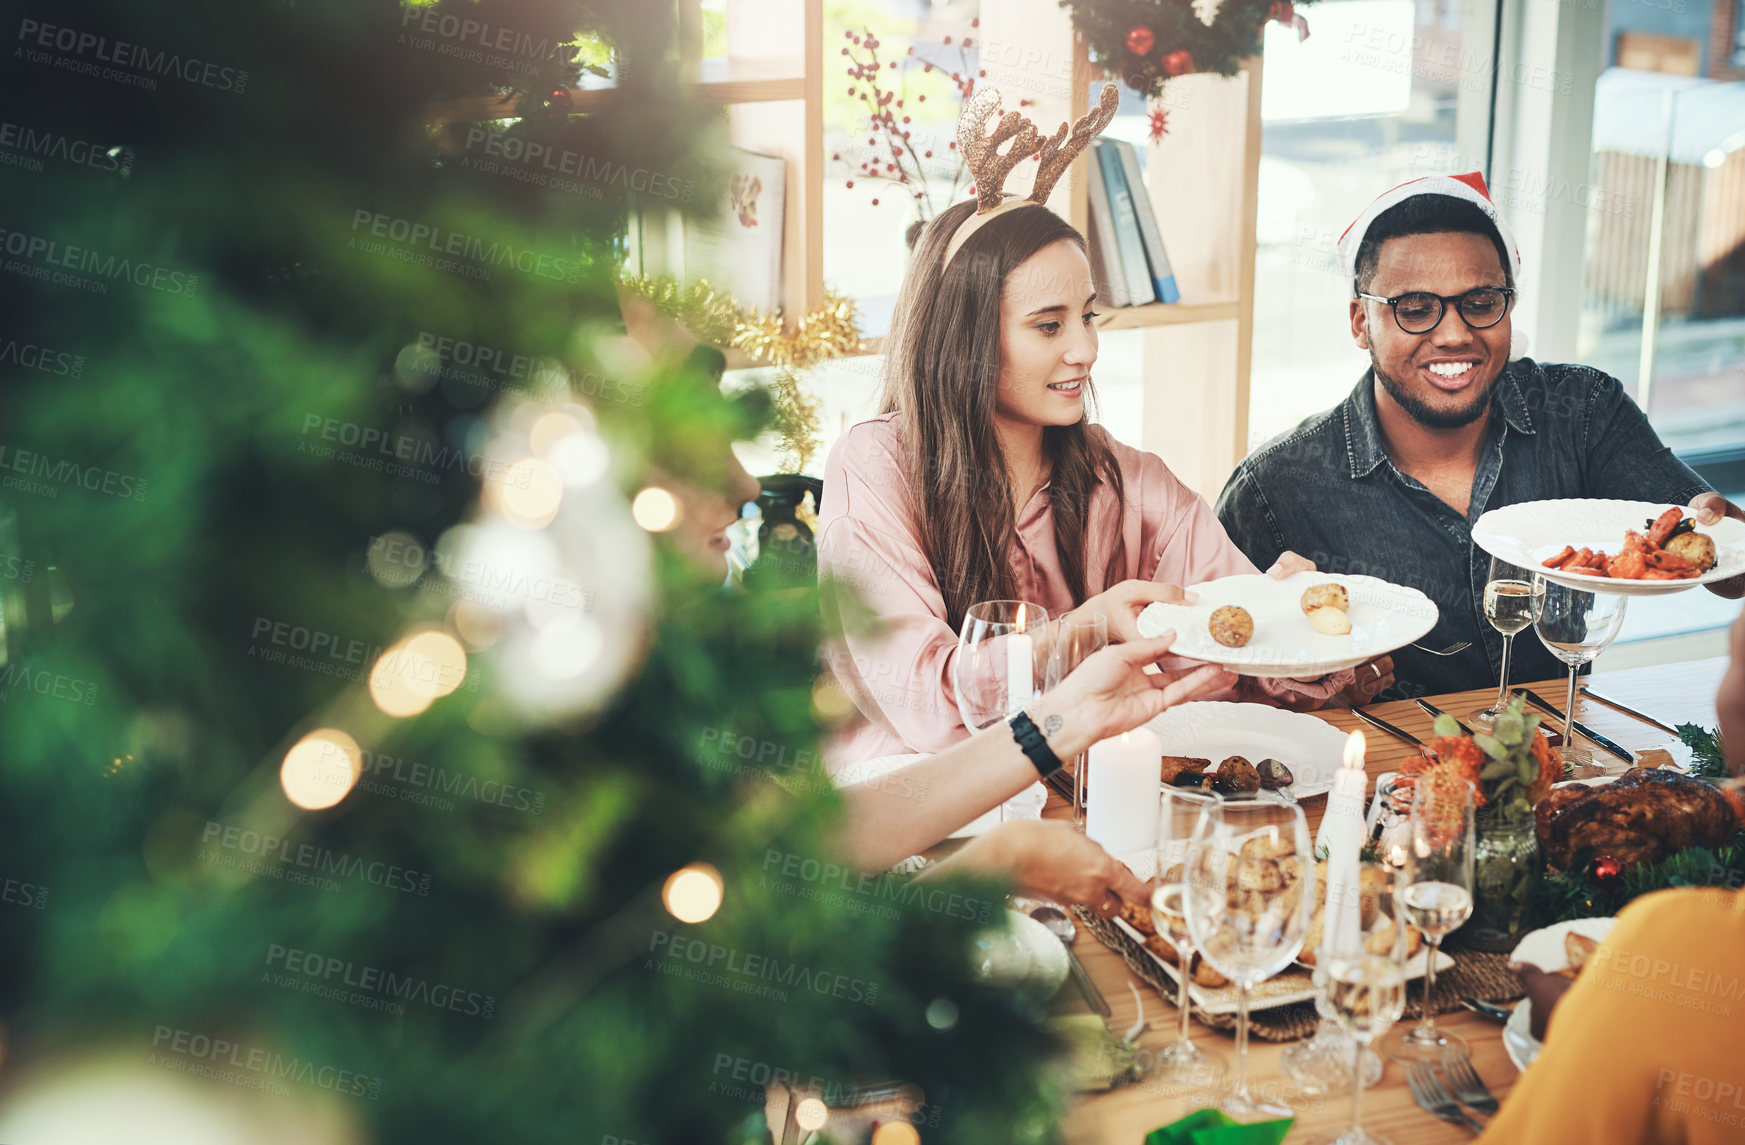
xmin=1076 ymin=907 xmax=1524 ymax=1042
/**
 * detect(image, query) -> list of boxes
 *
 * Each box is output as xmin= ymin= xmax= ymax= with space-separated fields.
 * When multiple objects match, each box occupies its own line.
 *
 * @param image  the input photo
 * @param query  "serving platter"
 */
xmin=1110 ymin=915 xmax=1451 ymax=1015
xmin=1143 ymin=701 xmax=1353 ymax=800
xmin=1472 ymin=498 xmax=1745 ymax=596
xmin=1136 ymin=572 xmax=1438 ymax=678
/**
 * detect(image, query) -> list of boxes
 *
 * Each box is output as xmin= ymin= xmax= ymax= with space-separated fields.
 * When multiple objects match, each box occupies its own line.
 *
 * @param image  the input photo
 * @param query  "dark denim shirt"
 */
xmin=1214 ymin=359 xmax=1712 ymax=698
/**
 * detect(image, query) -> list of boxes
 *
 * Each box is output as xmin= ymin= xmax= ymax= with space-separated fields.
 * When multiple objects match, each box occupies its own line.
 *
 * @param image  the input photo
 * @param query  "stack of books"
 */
xmin=1085 ymin=138 xmax=1179 ymax=308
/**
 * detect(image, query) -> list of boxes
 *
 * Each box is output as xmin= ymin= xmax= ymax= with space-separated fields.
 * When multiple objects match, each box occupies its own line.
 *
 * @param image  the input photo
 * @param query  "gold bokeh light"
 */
xmin=794 ymin=1098 xmax=829 ymax=1132
xmin=631 ymin=486 xmax=681 ymax=532
xmin=280 ymin=729 xmax=362 ymax=810
xmin=369 ymin=628 xmax=468 ymax=717
xmin=661 ymin=862 xmax=723 ymax=924
xmin=496 ymin=457 xmax=564 ymax=529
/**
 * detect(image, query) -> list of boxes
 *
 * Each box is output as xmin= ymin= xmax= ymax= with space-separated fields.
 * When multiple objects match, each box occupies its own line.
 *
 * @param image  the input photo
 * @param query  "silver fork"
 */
xmin=1441 ymin=1051 xmax=1499 ymax=1114
xmin=1406 ymin=1062 xmax=1486 ymax=1134
xmin=1411 ymin=641 xmax=1471 ymax=657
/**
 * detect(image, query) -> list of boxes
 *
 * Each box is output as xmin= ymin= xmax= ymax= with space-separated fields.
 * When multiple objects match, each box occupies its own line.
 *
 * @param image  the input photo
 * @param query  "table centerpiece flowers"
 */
xmin=1399 ymin=695 xmax=1560 ymax=951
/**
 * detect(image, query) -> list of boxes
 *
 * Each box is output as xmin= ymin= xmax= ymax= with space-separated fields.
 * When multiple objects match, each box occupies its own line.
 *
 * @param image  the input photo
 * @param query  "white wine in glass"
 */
xmin=1381 ymin=777 xmax=1474 ymax=1064
xmin=1184 ymin=801 xmax=1314 ymax=1119
xmin=1470 ymin=556 xmax=1541 ymax=729
xmin=1147 ymin=789 xmax=1226 ymax=1090
xmin=1313 ymin=954 xmax=1408 ymax=1145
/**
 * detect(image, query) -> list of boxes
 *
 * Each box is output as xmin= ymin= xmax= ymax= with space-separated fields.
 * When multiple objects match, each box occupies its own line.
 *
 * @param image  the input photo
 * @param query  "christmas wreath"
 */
xmin=1061 ymin=0 xmax=1314 ymax=100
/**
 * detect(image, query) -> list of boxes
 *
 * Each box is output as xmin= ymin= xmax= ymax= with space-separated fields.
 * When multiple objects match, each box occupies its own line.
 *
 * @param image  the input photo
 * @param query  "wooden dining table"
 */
xmin=1058 ymin=658 xmax=1728 ymax=1144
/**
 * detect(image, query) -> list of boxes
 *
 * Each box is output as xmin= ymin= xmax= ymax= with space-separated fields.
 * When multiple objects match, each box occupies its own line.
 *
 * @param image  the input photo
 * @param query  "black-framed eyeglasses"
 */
xmin=1357 ymin=286 xmax=1515 ymax=334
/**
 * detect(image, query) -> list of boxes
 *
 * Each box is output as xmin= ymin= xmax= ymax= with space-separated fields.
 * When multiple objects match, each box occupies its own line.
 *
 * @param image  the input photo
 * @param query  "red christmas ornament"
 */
xmin=1125 ymin=26 xmax=1156 ymax=56
xmin=1162 ymin=50 xmax=1196 ymax=77
xmin=549 ymin=87 xmax=573 ymax=111
xmin=1147 ymin=104 xmax=1170 ymax=142
xmin=1593 ymin=855 xmax=1623 ymax=883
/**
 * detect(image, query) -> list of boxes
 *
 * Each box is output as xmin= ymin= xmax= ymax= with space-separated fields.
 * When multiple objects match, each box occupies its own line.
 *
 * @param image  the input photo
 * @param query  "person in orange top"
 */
xmin=1479 ymin=607 xmax=1745 ymax=1144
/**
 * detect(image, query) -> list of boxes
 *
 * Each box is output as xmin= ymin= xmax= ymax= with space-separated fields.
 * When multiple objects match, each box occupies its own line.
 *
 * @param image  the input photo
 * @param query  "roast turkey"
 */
xmin=1535 ymin=768 xmax=1741 ymax=872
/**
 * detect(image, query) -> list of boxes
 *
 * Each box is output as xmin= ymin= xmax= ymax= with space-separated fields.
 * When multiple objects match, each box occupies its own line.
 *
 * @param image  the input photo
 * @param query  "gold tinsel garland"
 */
xmin=767 ymin=367 xmax=824 ymax=475
xmin=617 ymin=274 xmax=864 ymax=370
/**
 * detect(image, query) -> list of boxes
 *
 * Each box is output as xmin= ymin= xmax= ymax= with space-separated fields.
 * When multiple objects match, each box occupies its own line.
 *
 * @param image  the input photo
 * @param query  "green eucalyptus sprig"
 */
xmin=1431 ymin=695 xmax=1553 ymax=819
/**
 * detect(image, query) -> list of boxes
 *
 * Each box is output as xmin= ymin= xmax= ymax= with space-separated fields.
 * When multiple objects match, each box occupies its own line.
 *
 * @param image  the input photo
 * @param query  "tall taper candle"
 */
xmin=1005 ymin=604 xmax=1033 ymax=716
xmin=1316 ymin=730 xmax=1370 ymax=955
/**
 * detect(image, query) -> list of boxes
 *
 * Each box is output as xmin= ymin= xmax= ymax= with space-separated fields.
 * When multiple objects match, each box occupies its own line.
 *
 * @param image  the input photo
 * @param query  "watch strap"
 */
xmin=1008 ymin=711 xmax=1065 ymax=779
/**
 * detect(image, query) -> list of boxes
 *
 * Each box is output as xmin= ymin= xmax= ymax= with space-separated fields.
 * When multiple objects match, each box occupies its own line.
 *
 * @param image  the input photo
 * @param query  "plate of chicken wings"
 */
xmin=1472 ymin=499 xmax=1745 ymax=596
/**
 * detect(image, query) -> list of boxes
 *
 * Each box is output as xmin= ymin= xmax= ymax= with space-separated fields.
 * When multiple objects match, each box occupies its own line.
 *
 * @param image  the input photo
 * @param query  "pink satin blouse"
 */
xmin=817 ymin=413 xmax=1352 ymax=768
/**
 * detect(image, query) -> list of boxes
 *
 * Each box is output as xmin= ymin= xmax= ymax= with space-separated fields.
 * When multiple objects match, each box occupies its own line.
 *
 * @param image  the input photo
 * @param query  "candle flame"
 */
xmin=1387 ymin=844 xmax=1407 ymax=868
xmin=1342 ymin=729 xmax=1366 ymax=771
xmin=1014 ymin=603 xmax=1027 ymax=633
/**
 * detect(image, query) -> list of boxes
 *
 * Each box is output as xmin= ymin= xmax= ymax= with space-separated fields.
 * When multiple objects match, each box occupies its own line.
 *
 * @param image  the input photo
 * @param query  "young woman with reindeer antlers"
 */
xmin=816 ymin=84 xmax=1377 ymax=769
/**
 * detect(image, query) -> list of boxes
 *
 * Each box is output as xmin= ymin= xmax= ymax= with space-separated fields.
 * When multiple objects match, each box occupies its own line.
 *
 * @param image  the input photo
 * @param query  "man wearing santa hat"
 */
xmin=1215 ymin=173 xmax=1744 ymax=699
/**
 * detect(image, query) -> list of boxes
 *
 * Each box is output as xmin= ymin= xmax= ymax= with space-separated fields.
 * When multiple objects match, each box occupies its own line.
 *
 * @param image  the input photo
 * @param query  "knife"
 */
xmin=1459 ymin=996 xmax=1514 ymax=1023
xmin=1350 ymin=707 xmax=1423 ymax=748
xmin=1414 ymin=697 xmax=1473 ymax=737
xmin=1511 ymin=688 xmax=1635 ymax=763
xmin=1581 ymin=687 xmax=1680 ymax=736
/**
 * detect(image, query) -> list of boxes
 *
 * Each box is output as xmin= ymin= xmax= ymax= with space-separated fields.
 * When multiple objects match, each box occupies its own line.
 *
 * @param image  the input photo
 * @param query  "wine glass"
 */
xmin=1045 ymin=614 xmax=1108 ymax=827
xmin=1469 ymin=556 xmax=1543 ymax=729
xmin=1146 ymin=788 xmax=1228 ymax=1090
xmin=1318 ymin=957 xmax=1408 ymax=1143
xmin=1311 ymin=863 xmax=1409 ymax=1145
xmin=1381 ymin=776 xmax=1474 ymax=1063
xmin=954 ymin=600 xmax=1050 ymax=821
xmin=1183 ymin=800 xmax=1315 ymax=1119
xmin=1282 ymin=854 xmax=1387 ymax=1097
xmin=1532 ymin=579 xmax=1628 ymax=778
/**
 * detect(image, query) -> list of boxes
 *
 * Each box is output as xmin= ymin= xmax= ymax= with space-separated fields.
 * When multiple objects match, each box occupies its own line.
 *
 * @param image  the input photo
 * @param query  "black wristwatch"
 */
xmin=1008 ymin=711 xmax=1065 ymax=779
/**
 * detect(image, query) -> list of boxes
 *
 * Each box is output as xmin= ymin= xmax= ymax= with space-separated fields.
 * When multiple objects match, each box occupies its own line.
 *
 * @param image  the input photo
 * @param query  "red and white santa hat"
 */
xmin=1335 ymin=172 xmax=1521 ymax=298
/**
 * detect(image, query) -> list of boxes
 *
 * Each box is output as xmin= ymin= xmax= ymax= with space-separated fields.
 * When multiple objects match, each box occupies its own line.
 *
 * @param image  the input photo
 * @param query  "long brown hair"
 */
xmin=881 ymin=199 xmax=1125 ymax=631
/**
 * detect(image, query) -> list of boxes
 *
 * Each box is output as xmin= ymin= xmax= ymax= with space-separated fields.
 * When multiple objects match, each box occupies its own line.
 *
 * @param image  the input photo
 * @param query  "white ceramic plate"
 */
xmin=1143 ymin=702 xmax=1353 ymax=800
xmin=974 ymin=910 xmax=1070 ymax=1005
xmin=1508 ymin=916 xmax=1616 ymax=973
xmin=1472 ymin=498 xmax=1745 ymax=596
xmin=1111 ymin=916 xmax=1453 ymax=1015
xmin=1503 ymin=998 xmax=1538 ymax=1072
xmin=1136 ymin=573 xmax=1438 ymax=677
xmin=1502 ymin=916 xmax=1617 ymax=1072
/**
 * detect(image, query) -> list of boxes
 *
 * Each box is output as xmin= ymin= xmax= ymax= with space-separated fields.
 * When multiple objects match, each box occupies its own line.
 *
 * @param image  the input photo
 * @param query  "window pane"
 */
xmin=1578 ymin=67 xmax=1745 ymax=458
xmin=1247 ymin=0 xmax=1473 ymax=450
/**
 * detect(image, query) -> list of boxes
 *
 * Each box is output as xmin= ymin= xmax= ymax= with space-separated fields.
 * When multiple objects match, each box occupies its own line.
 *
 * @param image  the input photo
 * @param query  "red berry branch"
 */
xmin=836 ymin=20 xmax=1003 ymax=219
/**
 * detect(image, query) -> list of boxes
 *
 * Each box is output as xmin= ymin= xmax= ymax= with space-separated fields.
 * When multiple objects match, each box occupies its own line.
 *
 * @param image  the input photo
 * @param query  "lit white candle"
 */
xmin=1086 ymin=728 xmax=1162 ymax=858
xmin=1316 ymin=730 xmax=1370 ymax=956
xmin=1005 ymin=604 xmax=1034 ymax=716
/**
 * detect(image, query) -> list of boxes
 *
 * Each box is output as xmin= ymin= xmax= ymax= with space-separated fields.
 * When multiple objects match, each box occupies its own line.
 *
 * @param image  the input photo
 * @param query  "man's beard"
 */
xmin=1372 ymin=353 xmax=1495 ymax=430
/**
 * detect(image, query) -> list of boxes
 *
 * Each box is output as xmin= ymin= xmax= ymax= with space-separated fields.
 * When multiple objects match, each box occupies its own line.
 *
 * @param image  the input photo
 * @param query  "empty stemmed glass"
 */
xmin=1045 ymin=615 xmax=1108 ymax=827
xmin=1381 ymin=776 xmax=1474 ymax=1063
xmin=1533 ymin=579 xmax=1628 ymax=778
xmin=1146 ymin=788 xmax=1228 ymax=1089
xmin=954 ymin=600 xmax=1050 ymax=821
xmin=1183 ymin=800 xmax=1315 ymax=1119
xmin=1470 ymin=556 xmax=1542 ymax=729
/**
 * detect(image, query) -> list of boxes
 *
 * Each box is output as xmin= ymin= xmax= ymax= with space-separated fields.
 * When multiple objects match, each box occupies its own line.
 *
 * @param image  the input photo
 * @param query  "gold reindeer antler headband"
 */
xmin=942 ymin=82 xmax=1121 ymax=268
